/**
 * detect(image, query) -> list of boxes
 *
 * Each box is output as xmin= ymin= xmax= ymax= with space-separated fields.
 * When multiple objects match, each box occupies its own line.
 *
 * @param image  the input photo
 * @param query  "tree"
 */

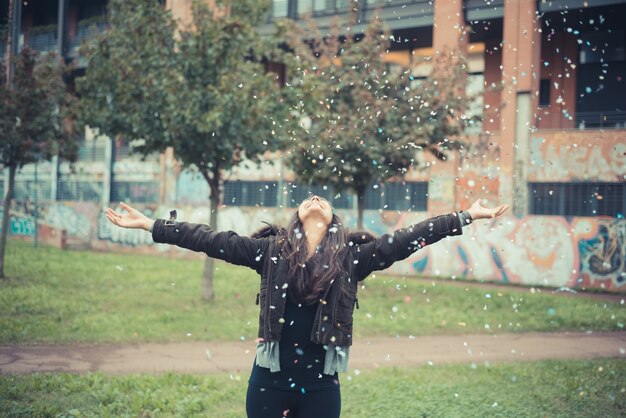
xmin=0 ymin=48 xmax=79 ymax=278
xmin=278 ymin=13 xmax=473 ymax=229
xmin=78 ymin=0 xmax=288 ymax=301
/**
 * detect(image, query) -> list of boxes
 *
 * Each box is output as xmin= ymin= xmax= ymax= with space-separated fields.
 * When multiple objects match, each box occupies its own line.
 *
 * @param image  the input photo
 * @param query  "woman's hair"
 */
xmin=252 ymin=212 xmax=375 ymax=305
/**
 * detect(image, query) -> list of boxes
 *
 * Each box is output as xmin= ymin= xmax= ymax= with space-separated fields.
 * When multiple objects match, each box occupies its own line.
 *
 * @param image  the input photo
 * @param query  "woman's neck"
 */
xmin=301 ymin=219 xmax=327 ymax=259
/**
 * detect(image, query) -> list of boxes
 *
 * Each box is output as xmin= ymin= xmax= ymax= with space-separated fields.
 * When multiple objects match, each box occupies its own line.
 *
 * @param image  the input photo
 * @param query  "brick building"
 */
xmin=1 ymin=0 xmax=624 ymax=291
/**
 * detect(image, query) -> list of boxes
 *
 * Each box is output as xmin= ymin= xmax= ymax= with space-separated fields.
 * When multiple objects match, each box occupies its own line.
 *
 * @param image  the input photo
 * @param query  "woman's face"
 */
xmin=297 ymin=195 xmax=333 ymax=227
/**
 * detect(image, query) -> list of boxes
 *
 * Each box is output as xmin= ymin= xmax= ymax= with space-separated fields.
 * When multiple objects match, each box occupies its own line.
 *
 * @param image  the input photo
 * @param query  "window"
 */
xmin=111 ymin=181 xmax=159 ymax=204
xmin=465 ymin=73 xmax=484 ymax=134
xmin=57 ymin=180 xmax=103 ymax=202
xmin=539 ymin=79 xmax=550 ymax=107
xmin=529 ymin=183 xmax=624 ymax=217
xmin=286 ymin=183 xmax=352 ymax=209
xmin=224 ymin=181 xmax=278 ymax=207
xmin=579 ymin=30 xmax=625 ymax=64
xmin=272 ymin=0 xmax=288 ymax=18
xmin=363 ymin=181 xmax=428 ymax=211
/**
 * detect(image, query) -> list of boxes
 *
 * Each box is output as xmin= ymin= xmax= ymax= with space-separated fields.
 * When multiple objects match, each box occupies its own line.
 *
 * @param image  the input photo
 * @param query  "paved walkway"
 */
xmin=1 ymin=331 xmax=624 ymax=375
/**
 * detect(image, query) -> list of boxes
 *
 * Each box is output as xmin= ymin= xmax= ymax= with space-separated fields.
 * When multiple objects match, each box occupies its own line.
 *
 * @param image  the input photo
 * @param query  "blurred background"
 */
xmin=1 ymin=0 xmax=624 ymax=292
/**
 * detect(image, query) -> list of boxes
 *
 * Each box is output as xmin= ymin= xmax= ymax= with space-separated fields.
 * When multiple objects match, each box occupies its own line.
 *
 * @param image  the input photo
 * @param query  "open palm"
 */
xmin=467 ymin=199 xmax=509 ymax=220
xmin=105 ymin=202 xmax=153 ymax=231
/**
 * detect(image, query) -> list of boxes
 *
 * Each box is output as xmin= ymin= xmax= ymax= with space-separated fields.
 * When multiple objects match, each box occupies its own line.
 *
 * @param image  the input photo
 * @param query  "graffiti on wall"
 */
xmin=0 ymin=209 xmax=36 ymax=237
xmin=44 ymin=203 xmax=93 ymax=240
xmin=19 ymin=200 xmax=625 ymax=291
xmin=529 ymin=136 xmax=626 ymax=182
xmin=575 ymin=218 xmax=625 ymax=289
xmin=456 ymin=135 xmax=502 ymax=209
xmin=364 ymin=211 xmax=626 ymax=290
xmin=97 ymin=204 xmax=157 ymax=247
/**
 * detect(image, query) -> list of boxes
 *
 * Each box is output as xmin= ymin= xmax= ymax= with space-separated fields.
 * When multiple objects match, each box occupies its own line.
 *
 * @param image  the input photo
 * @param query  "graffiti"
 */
xmin=44 ymin=203 xmax=92 ymax=240
xmin=97 ymin=204 xmax=155 ymax=247
xmin=529 ymin=135 xmax=626 ymax=182
xmin=21 ymin=199 xmax=625 ymax=292
xmin=456 ymin=134 xmax=503 ymax=210
xmin=176 ymin=169 xmax=210 ymax=205
xmin=575 ymin=218 xmax=625 ymax=289
xmin=363 ymin=210 xmax=625 ymax=290
xmin=0 ymin=209 xmax=36 ymax=236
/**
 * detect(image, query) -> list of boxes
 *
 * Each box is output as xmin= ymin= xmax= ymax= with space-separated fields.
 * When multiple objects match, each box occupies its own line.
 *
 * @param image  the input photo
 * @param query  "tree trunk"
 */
xmin=201 ymin=172 xmax=221 ymax=302
xmin=0 ymin=165 xmax=16 ymax=279
xmin=356 ymin=188 xmax=365 ymax=230
xmin=201 ymin=198 xmax=218 ymax=302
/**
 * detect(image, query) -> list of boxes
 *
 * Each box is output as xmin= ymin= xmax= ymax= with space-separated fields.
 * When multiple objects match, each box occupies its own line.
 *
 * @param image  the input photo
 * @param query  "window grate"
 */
xmin=364 ymin=181 xmax=428 ymax=211
xmin=286 ymin=183 xmax=352 ymax=209
xmin=111 ymin=181 xmax=160 ymax=204
xmin=224 ymin=181 xmax=279 ymax=207
xmin=529 ymin=182 xmax=624 ymax=217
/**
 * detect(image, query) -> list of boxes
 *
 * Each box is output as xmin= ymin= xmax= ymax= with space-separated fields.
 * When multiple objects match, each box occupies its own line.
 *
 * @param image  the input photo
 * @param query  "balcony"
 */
xmin=575 ymin=111 xmax=626 ymax=130
xmin=68 ymin=17 xmax=108 ymax=57
xmin=263 ymin=0 xmax=434 ymax=33
xmin=26 ymin=25 xmax=58 ymax=53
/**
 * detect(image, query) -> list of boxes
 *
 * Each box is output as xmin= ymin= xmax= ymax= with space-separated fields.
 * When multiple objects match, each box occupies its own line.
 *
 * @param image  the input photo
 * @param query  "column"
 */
xmin=500 ymin=0 xmax=541 ymax=217
xmin=433 ymin=0 xmax=468 ymax=53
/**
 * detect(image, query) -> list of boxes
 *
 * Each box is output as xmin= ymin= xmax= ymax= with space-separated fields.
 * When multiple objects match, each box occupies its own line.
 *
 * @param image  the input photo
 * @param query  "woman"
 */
xmin=105 ymin=196 xmax=508 ymax=417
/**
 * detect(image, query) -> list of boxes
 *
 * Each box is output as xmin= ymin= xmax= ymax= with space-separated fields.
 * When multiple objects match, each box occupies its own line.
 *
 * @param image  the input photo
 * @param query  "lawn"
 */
xmin=1 ymin=240 xmax=625 ymax=344
xmin=1 ymin=358 xmax=624 ymax=417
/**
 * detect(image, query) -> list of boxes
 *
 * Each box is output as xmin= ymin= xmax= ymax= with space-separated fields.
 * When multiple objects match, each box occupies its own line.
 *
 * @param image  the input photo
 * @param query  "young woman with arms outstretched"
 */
xmin=106 ymin=196 xmax=508 ymax=418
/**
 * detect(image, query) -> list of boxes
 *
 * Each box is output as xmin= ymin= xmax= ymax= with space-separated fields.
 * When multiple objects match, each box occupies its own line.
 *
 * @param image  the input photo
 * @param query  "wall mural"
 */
xmin=8 ymin=200 xmax=625 ymax=292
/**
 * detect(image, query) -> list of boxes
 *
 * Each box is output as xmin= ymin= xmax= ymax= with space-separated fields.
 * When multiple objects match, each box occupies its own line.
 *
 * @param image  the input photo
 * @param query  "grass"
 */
xmin=1 ymin=239 xmax=625 ymax=344
xmin=0 ymin=358 xmax=624 ymax=417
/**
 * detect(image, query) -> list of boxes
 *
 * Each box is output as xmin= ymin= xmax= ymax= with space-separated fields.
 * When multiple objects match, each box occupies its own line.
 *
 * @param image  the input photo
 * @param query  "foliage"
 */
xmin=0 ymin=48 xmax=79 ymax=169
xmin=77 ymin=0 xmax=286 ymax=200
xmin=1 ymin=359 xmax=625 ymax=417
xmin=1 ymin=240 xmax=624 ymax=344
xmin=77 ymin=0 xmax=288 ymax=300
xmin=277 ymin=12 xmax=473 ymax=226
xmin=0 ymin=47 xmax=79 ymax=279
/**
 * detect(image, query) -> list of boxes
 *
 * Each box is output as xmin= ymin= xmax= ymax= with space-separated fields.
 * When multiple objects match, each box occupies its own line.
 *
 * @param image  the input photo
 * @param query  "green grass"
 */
xmin=1 ymin=358 xmax=624 ymax=417
xmin=1 ymin=240 xmax=625 ymax=344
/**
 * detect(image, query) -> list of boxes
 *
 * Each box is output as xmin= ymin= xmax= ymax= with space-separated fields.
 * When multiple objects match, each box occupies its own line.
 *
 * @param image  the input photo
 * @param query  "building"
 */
xmin=1 ymin=0 xmax=624 ymax=290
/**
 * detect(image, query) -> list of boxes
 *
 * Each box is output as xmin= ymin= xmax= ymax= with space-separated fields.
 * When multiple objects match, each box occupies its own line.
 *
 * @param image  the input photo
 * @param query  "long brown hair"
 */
xmin=281 ymin=211 xmax=349 ymax=304
xmin=252 ymin=211 xmax=376 ymax=305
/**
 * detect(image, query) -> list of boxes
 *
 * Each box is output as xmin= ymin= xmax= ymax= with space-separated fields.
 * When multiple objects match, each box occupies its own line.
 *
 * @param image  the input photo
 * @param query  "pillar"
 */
xmin=500 ymin=0 xmax=541 ymax=217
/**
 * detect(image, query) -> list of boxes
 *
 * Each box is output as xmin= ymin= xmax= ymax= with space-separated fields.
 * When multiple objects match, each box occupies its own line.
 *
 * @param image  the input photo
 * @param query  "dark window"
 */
xmin=57 ymin=180 xmax=103 ymax=202
xmin=364 ymin=181 xmax=428 ymax=211
xmin=224 ymin=181 xmax=278 ymax=207
xmin=111 ymin=181 xmax=159 ymax=204
xmin=286 ymin=183 xmax=352 ymax=209
xmin=529 ymin=183 xmax=624 ymax=217
xmin=579 ymin=30 xmax=625 ymax=64
xmin=539 ymin=79 xmax=550 ymax=107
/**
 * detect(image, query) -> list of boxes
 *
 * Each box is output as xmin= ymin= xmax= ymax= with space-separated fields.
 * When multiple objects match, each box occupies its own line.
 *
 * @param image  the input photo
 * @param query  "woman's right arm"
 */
xmin=106 ymin=203 xmax=270 ymax=271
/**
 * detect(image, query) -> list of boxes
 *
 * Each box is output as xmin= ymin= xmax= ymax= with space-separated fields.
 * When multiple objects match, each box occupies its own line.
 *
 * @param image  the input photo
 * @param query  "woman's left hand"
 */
xmin=467 ymin=199 xmax=509 ymax=221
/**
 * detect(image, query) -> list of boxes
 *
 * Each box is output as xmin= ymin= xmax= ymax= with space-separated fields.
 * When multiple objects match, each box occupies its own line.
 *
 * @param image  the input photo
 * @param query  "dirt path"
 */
xmin=1 ymin=331 xmax=624 ymax=375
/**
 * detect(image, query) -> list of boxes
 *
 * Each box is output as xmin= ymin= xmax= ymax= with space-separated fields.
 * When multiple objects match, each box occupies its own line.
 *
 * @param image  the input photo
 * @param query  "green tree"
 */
xmin=78 ymin=0 xmax=288 ymax=301
xmin=279 ymin=13 xmax=472 ymax=229
xmin=0 ymin=48 xmax=79 ymax=278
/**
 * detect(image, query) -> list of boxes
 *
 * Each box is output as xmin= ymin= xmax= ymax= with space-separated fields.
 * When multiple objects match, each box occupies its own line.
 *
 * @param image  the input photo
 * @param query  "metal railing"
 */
xmin=68 ymin=18 xmax=108 ymax=51
xmin=575 ymin=111 xmax=626 ymax=130
xmin=267 ymin=0 xmax=424 ymax=22
xmin=27 ymin=26 xmax=58 ymax=53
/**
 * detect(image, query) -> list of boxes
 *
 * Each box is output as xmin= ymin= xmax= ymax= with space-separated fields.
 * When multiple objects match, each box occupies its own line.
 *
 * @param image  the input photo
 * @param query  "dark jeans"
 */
xmin=246 ymin=382 xmax=341 ymax=418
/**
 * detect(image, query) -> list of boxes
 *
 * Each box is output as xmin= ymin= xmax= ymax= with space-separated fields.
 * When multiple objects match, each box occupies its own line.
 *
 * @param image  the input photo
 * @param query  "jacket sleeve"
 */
xmin=151 ymin=218 xmax=270 ymax=272
xmin=353 ymin=212 xmax=463 ymax=280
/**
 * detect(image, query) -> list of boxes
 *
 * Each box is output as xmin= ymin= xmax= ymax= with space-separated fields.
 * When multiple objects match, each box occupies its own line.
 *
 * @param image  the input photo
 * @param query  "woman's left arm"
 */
xmin=354 ymin=200 xmax=508 ymax=280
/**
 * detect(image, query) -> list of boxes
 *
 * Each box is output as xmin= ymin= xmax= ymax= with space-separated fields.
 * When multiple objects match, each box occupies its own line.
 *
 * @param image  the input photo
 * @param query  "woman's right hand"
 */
xmin=105 ymin=202 xmax=154 ymax=231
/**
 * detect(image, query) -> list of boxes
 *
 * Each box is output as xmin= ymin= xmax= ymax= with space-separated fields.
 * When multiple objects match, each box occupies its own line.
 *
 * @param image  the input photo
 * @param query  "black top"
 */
xmin=248 ymin=296 xmax=340 ymax=392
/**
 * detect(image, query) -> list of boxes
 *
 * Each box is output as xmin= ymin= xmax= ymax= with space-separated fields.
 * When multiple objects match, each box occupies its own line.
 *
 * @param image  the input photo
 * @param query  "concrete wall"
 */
xmin=10 ymin=200 xmax=623 ymax=292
